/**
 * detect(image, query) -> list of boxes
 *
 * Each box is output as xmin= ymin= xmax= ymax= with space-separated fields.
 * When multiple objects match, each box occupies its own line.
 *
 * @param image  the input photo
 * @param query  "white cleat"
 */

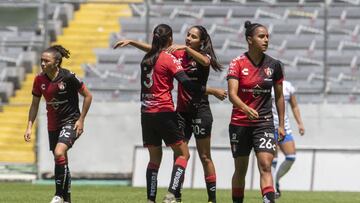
xmin=50 ymin=195 xmax=63 ymax=203
xmin=162 ymin=193 xmax=177 ymax=203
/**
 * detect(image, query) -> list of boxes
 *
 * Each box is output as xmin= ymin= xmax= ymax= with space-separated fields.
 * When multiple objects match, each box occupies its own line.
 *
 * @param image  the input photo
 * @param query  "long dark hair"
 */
xmin=141 ymin=24 xmax=172 ymax=69
xmin=191 ymin=25 xmax=222 ymax=72
xmin=44 ymin=45 xmax=70 ymax=67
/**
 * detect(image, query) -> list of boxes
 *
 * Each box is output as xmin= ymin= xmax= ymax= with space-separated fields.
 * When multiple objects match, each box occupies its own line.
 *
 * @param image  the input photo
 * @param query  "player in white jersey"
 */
xmin=271 ymin=80 xmax=305 ymax=198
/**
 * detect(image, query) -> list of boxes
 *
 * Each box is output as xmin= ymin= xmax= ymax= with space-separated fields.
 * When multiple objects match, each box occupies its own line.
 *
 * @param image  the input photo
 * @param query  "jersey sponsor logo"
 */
xmin=58 ymin=81 xmax=66 ymax=90
xmin=47 ymin=98 xmax=69 ymax=110
xmin=171 ymin=168 xmax=184 ymax=190
xmin=242 ymin=84 xmax=270 ymax=98
xmin=264 ymin=67 xmax=273 ymax=77
xmin=41 ymin=84 xmax=46 ymax=90
xmin=241 ymin=68 xmax=249 ymax=75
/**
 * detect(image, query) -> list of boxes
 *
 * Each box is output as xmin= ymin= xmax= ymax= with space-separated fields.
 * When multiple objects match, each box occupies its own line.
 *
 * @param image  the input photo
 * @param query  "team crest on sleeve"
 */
xmin=264 ymin=67 xmax=273 ymax=77
xmin=41 ymin=84 xmax=46 ymax=90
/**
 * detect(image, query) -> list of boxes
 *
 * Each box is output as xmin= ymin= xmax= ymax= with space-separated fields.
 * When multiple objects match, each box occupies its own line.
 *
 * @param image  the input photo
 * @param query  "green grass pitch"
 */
xmin=0 ymin=182 xmax=359 ymax=202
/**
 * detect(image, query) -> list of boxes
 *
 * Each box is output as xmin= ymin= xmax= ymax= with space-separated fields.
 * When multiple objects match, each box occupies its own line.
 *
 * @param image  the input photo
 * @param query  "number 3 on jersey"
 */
xmin=143 ymin=68 xmax=154 ymax=89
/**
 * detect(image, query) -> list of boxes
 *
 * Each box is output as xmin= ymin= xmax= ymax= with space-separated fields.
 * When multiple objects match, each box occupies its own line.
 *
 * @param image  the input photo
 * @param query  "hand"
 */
xmin=113 ymin=40 xmax=131 ymax=49
xmin=277 ymin=126 xmax=286 ymax=142
xmin=243 ymin=106 xmax=259 ymax=120
xmin=298 ymin=124 xmax=305 ymax=136
xmin=74 ymin=119 xmax=84 ymax=137
xmin=166 ymin=44 xmax=187 ymax=53
xmin=212 ymin=88 xmax=227 ymax=101
xmin=24 ymin=128 xmax=32 ymax=142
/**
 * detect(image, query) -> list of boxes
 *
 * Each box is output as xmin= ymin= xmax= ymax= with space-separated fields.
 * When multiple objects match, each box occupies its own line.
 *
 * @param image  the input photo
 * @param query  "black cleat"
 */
xmin=275 ymin=182 xmax=281 ymax=199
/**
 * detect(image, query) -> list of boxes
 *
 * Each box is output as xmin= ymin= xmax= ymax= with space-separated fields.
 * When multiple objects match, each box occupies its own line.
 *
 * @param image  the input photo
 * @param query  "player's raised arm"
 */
xmin=113 ymin=39 xmax=151 ymax=52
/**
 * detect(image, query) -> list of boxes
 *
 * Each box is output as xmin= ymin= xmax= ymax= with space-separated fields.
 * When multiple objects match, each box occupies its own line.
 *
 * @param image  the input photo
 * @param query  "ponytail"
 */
xmin=44 ymin=45 xmax=70 ymax=67
xmin=141 ymin=24 xmax=173 ymax=69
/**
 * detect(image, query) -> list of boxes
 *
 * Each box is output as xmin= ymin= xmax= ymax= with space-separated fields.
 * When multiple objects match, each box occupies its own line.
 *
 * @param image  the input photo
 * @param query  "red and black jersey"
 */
xmin=227 ymin=52 xmax=284 ymax=127
xmin=32 ymin=68 xmax=85 ymax=131
xmin=141 ymin=51 xmax=184 ymax=113
xmin=172 ymin=50 xmax=210 ymax=112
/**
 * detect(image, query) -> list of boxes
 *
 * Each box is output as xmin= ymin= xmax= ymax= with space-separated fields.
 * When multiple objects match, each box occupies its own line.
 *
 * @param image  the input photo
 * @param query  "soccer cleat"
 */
xmin=147 ymin=200 xmax=156 ymax=203
xmin=50 ymin=195 xmax=63 ymax=203
xmin=162 ymin=193 xmax=178 ymax=203
xmin=275 ymin=182 xmax=281 ymax=199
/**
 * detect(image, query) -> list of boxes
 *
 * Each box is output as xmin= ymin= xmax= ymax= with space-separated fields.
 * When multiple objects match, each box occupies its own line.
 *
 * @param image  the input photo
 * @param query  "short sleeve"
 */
xmin=273 ymin=60 xmax=284 ymax=84
xmin=70 ymin=72 xmax=84 ymax=92
xmin=288 ymin=81 xmax=296 ymax=95
xmin=167 ymin=53 xmax=184 ymax=76
xmin=227 ymin=58 xmax=240 ymax=80
xmin=32 ymin=76 xmax=42 ymax=97
xmin=172 ymin=50 xmax=186 ymax=60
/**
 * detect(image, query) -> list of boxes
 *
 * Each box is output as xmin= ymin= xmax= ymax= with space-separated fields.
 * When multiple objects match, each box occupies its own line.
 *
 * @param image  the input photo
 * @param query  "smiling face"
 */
xmin=185 ymin=27 xmax=202 ymax=51
xmin=247 ymin=26 xmax=269 ymax=52
xmin=40 ymin=52 xmax=57 ymax=74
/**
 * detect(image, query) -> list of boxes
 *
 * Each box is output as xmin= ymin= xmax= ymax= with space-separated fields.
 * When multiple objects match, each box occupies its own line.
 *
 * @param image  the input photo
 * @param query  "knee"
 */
xmin=234 ymin=165 xmax=248 ymax=178
xmin=199 ymin=153 xmax=212 ymax=165
xmin=53 ymin=150 xmax=65 ymax=160
xmin=258 ymin=161 xmax=272 ymax=174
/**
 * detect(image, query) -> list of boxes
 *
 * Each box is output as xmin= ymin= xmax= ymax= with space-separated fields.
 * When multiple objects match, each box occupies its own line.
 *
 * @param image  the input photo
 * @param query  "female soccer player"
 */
xmin=128 ymin=24 xmax=224 ymax=203
xmin=271 ymin=80 xmax=305 ymax=198
xmin=24 ymin=45 xmax=92 ymax=203
xmin=227 ymin=21 xmax=285 ymax=203
xmin=115 ymin=25 xmax=225 ymax=203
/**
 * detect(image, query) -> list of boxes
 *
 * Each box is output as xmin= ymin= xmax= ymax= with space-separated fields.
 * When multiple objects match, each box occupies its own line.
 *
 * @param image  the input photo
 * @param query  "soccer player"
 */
xmin=115 ymin=25 xmax=225 ymax=203
xmin=227 ymin=21 xmax=285 ymax=203
xmin=115 ymin=25 xmax=226 ymax=203
xmin=126 ymin=24 xmax=224 ymax=203
xmin=24 ymin=45 xmax=92 ymax=203
xmin=271 ymin=80 xmax=305 ymax=198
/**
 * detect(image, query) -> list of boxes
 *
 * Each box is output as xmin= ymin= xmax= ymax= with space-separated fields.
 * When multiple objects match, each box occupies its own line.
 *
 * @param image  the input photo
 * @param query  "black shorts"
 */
xmin=177 ymin=107 xmax=213 ymax=140
xmin=48 ymin=124 xmax=77 ymax=151
xmin=229 ymin=124 xmax=276 ymax=157
xmin=141 ymin=112 xmax=185 ymax=147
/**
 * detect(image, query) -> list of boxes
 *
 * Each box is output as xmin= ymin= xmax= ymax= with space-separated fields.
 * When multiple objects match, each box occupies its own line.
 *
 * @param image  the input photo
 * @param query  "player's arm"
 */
xmin=113 ymin=39 xmax=151 ymax=52
xmin=228 ymin=78 xmax=258 ymax=119
xmin=290 ymin=94 xmax=305 ymax=135
xmin=174 ymin=71 xmax=224 ymax=100
xmin=167 ymin=44 xmax=210 ymax=67
xmin=274 ymin=82 xmax=285 ymax=140
xmin=24 ymin=95 xmax=41 ymax=142
xmin=75 ymin=85 xmax=92 ymax=137
xmin=175 ymin=71 xmax=206 ymax=96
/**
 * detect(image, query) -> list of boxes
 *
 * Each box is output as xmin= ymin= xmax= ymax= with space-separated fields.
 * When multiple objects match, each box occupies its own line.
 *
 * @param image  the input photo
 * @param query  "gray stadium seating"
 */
xmin=85 ymin=1 xmax=360 ymax=103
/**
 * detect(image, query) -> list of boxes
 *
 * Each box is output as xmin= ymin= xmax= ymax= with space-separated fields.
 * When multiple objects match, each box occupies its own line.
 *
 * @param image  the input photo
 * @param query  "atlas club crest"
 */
xmin=58 ymin=81 xmax=66 ymax=90
xmin=264 ymin=67 xmax=273 ymax=77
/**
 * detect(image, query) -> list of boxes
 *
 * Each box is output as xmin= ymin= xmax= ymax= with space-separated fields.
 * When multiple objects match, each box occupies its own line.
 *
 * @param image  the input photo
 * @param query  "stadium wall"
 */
xmin=37 ymin=102 xmax=360 ymax=191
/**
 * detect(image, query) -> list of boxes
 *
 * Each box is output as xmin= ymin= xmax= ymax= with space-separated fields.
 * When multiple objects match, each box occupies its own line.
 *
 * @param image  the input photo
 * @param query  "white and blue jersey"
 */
xmin=271 ymin=81 xmax=295 ymax=142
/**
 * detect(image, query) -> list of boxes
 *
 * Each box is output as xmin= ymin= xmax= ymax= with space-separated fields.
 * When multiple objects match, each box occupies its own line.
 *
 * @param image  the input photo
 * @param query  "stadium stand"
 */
xmin=0 ymin=1 xmax=76 ymax=164
xmin=0 ymin=0 xmax=143 ymax=164
xmin=82 ymin=0 xmax=360 ymax=103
